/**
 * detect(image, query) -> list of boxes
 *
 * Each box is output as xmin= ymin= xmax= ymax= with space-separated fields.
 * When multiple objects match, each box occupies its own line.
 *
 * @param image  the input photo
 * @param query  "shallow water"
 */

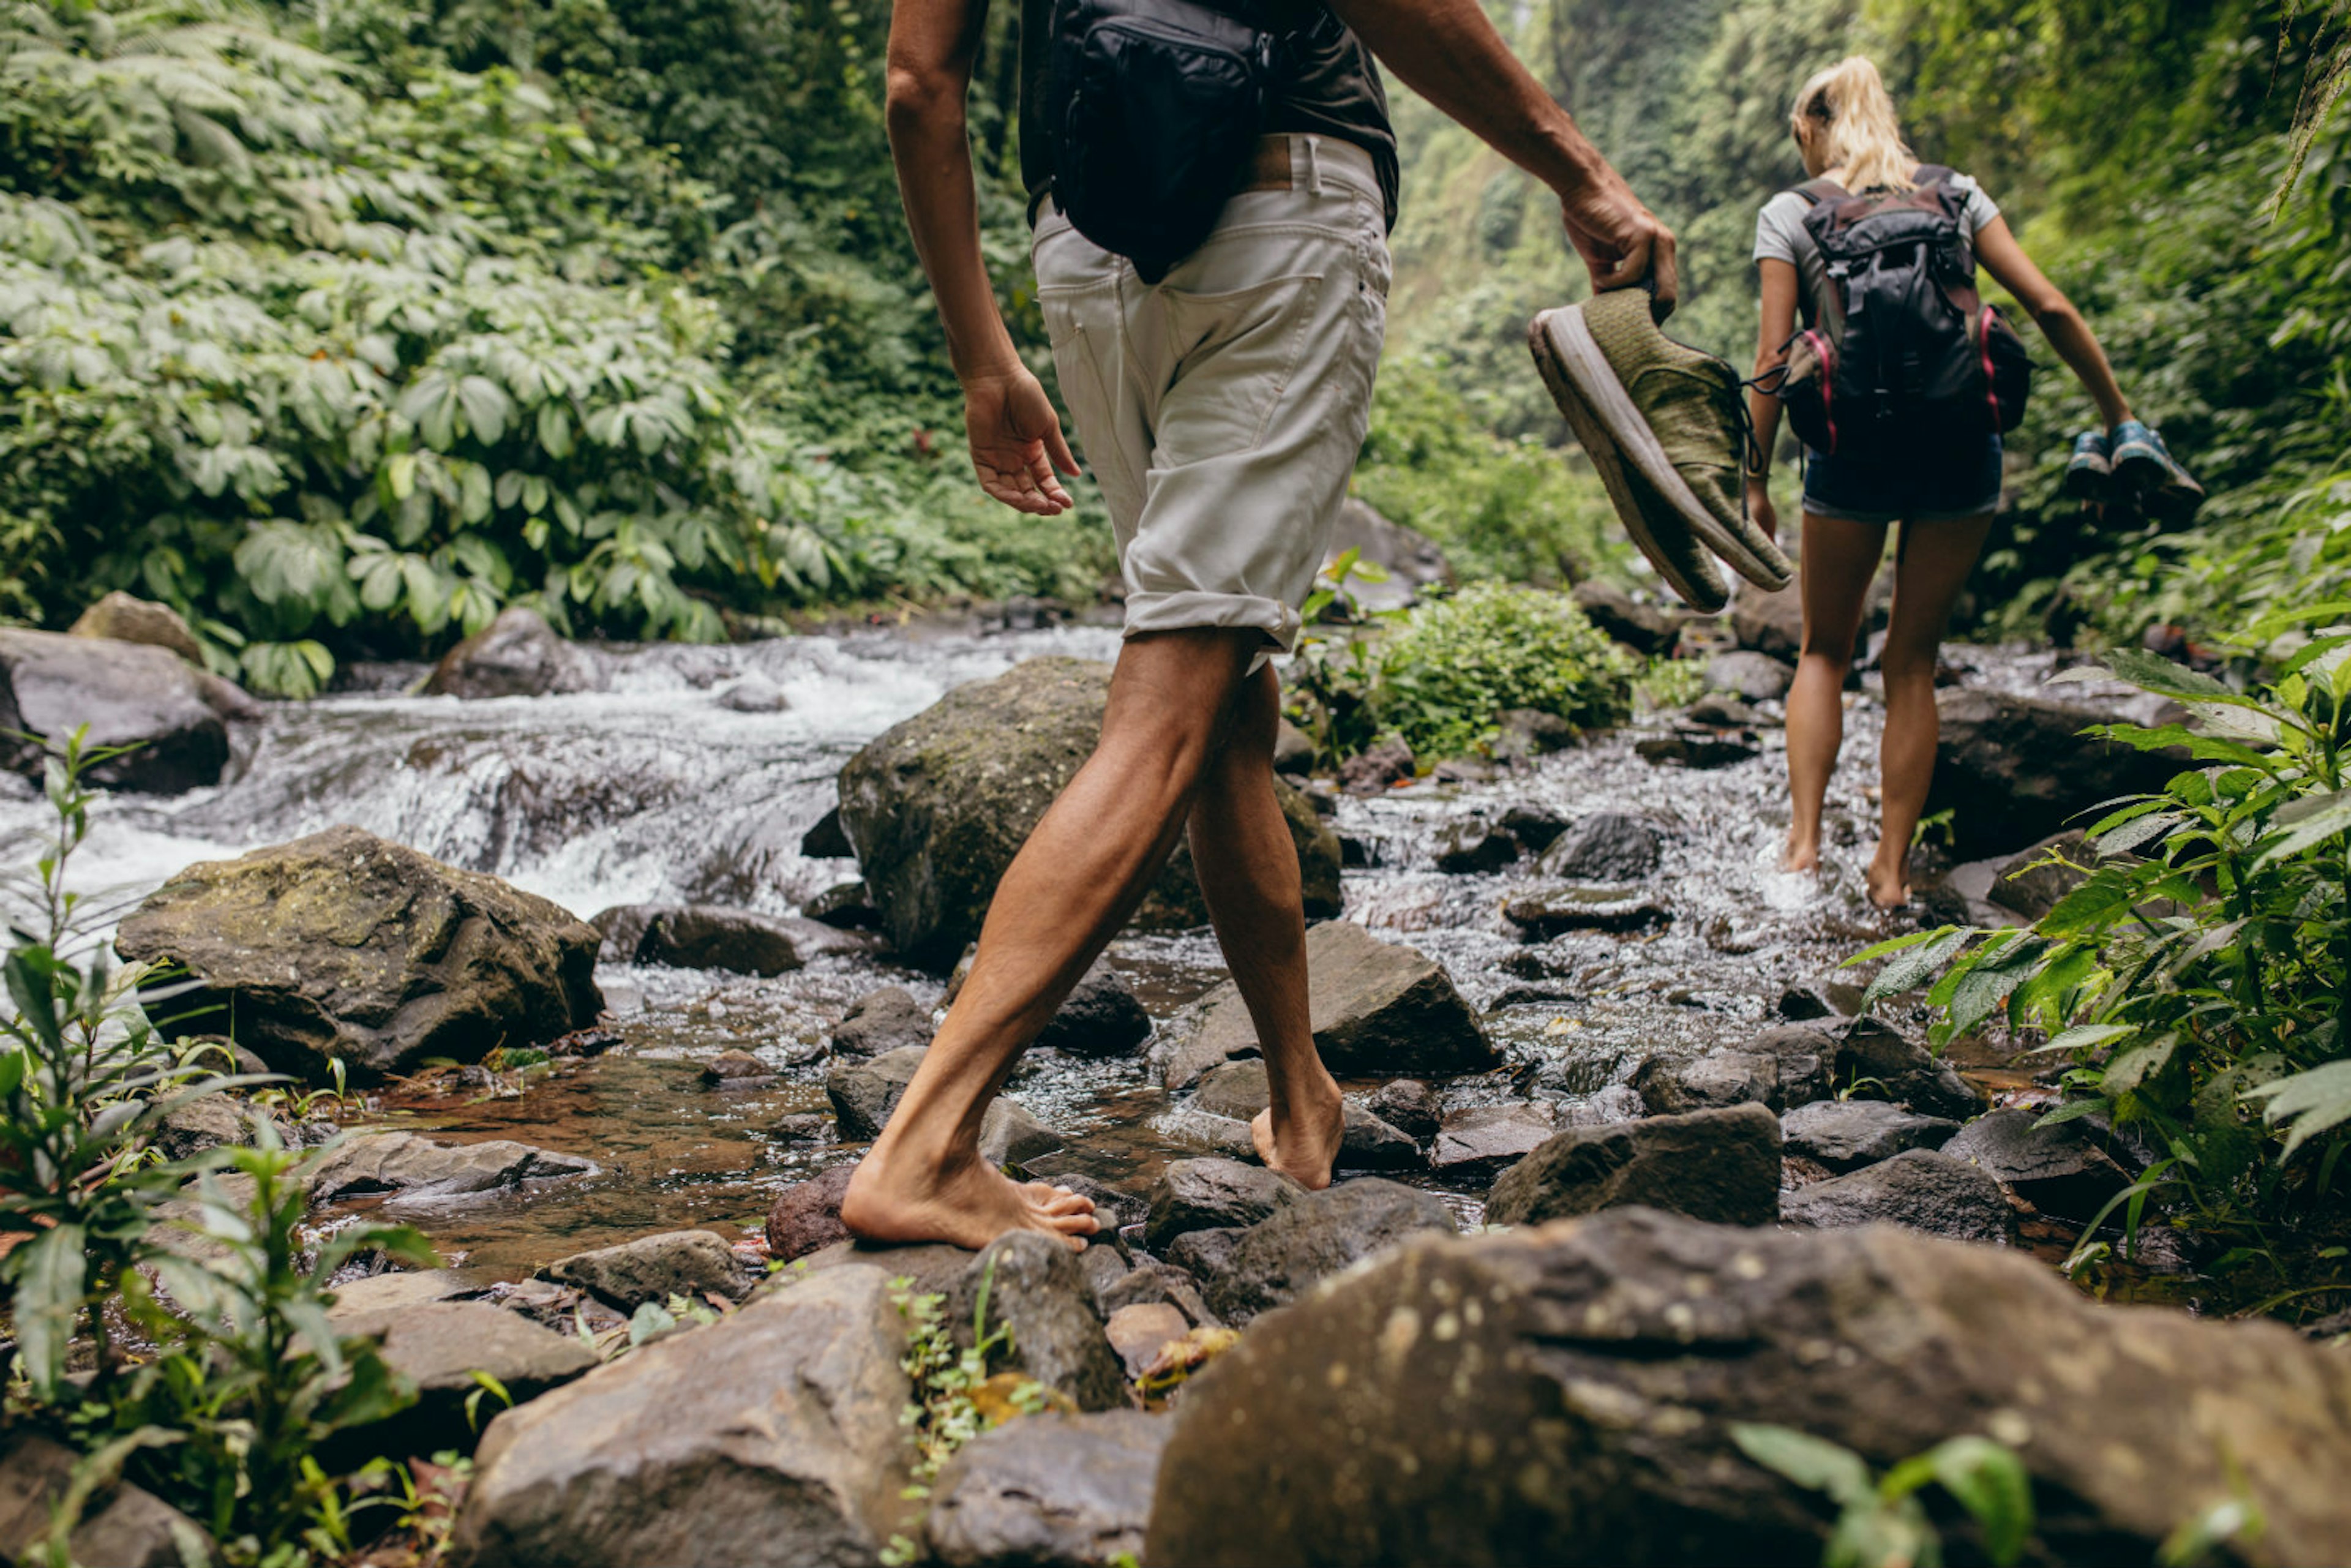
xmin=0 ymin=620 xmax=2095 ymax=1280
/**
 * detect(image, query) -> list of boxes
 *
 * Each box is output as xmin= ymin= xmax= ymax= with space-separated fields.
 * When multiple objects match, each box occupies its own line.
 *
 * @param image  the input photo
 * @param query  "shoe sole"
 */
xmin=1530 ymin=304 xmax=1793 ymax=595
xmin=2062 ymin=463 xmax=2111 ymax=504
xmin=1526 ymin=312 xmax=1727 ymax=612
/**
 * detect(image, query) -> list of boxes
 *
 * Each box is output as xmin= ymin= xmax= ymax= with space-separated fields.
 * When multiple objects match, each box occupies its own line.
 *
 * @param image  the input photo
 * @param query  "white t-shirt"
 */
xmin=1753 ymin=170 xmax=2001 ymax=328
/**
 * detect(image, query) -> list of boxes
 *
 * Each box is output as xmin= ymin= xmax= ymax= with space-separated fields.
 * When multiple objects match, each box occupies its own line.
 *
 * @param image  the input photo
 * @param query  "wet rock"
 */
xmin=1687 ymin=692 xmax=1763 ymax=727
xmin=1273 ymin=719 xmax=1315 ymax=776
xmin=948 ymin=1232 xmax=1128 ymax=1412
xmin=327 ymin=1269 xmax=478 ymax=1313
xmin=1189 ymin=1061 xmax=1423 ymax=1172
xmin=152 ymin=1095 xmax=280 ymax=1161
xmin=1161 ymin=1226 xmax=1244 ymax=1285
xmin=1194 ymin=1179 xmax=1455 ymax=1326
xmin=1833 ymin=1017 xmax=1982 ymax=1120
xmin=1365 ymin=1078 xmax=1440 ymax=1142
xmin=1168 ymin=921 xmax=1494 ymax=1089
xmin=1780 ymin=1099 xmax=1960 ymax=1171
xmin=1731 ymin=577 xmax=1804 ymax=659
xmin=1780 ymin=1148 xmax=2012 ymax=1244
xmin=1034 ymin=959 xmax=1152 ymax=1057
xmin=1988 ymin=830 xmax=2091 ymax=921
xmin=800 ymin=806 xmax=855 ymax=860
xmin=1927 ymin=689 xmax=2188 ymax=858
xmin=796 ymin=1238 xmax=975 ymax=1300
xmin=1430 ymin=1103 xmax=1558 ymax=1183
xmin=425 ymin=607 xmax=606 ymax=699
xmin=309 ymin=1131 xmax=597 ymax=1206
xmin=1340 ymin=733 xmax=1416 ymax=794
xmin=716 ymin=674 xmax=790 ymax=713
xmin=1492 ymin=708 xmax=1577 ymax=763
xmin=115 ymin=826 xmax=602 ymax=1082
xmin=1497 ymin=804 xmax=1569 ymax=853
xmin=700 ymin=1049 xmax=774 ymax=1086
xmin=1327 ymin=497 xmax=1454 ymax=611
xmin=1485 ymin=1104 xmax=1782 ymax=1227
xmin=1100 ymin=1261 xmax=1217 ymax=1328
xmin=928 ymin=1410 xmax=1169 ymax=1568
xmin=1631 ymin=1049 xmax=1779 ymax=1116
xmin=69 ymin=590 xmax=204 ymax=664
xmin=765 ymin=1164 xmax=856 ymax=1264
xmin=1774 ymin=980 xmax=1864 ymax=1021
xmin=1145 ymin=1158 xmax=1301 ymax=1251
xmin=539 ymin=1229 xmax=759 ymax=1311
xmin=1144 ymin=1209 xmax=2351 ymax=1568
xmin=0 ymin=628 xmax=238 ymax=793
xmin=1635 ymin=730 xmax=1762 ymax=769
xmin=1105 ymin=1303 xmax=1191 ymax=1378
xmin=838 ymin=658 xmax=1341 ymax=967
xmin=1338 ymin=833 xmax=1374 ymax=868
xmin=1539 ymin=812 xmax=1665 ymax=881
xmin=451 ymin=1264 xmax=912 ymax=1568
xmin=1502 ymin=885 xmax=1669 ymax=937
xmin=1741 ymin=1026 xmax=1836 ymax=1108
xmin=0 ymin=1430 xmax=208 ymax=1568
xmin=329 ymin=1300 xmax=598 ymax=1456
xmin=1157 ymin=1104 xmax=1260 ymax=1162
xmin=827 ymin=1046 xmax=928 ymax=1138
xmin=981 ymin=1099 xmax=1065 ymax=1168
xmin=831 ymin=986 xmax=934 ymax=1058
xmin=592 ymin=902 xmax=808 ymax=977
xmin=1941 ymin=1107 xmax=2133 ymax=1221
xmin=773 ymin=1112 xmax=831 ymax=1143
xmin=1435 ymin=818 xmax=1518 ymax=874
xmin=1572 ymin=580 xmax=1681 ymax=656
xmin=1705 ymin=650 xmax=1795 ymax=703
xmin=806 ymin=880 xmax=882 ymax=929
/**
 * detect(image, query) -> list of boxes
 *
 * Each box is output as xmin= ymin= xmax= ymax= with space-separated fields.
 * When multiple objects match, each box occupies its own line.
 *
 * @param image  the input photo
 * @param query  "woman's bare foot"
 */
xmin=1781 ymin=834 xmax=1821 ymax=874
xmin=840 ymin=1145 xmax=1098 ymax=1253
xmin=1864 ymin=857 xmax=1911 ymax=910
xmin=1250 ymin=1076 xmax=1346 ymax=1190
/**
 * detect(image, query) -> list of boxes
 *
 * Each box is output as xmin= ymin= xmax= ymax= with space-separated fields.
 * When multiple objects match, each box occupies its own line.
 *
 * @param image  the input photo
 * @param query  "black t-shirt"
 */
xmin=1016 ymin=0 xmax=1401 ymax=227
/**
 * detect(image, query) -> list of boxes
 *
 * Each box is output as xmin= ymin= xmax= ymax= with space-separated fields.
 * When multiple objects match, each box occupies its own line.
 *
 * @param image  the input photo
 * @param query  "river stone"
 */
xmin=1925 ymin=688 xmax=2188 ymax=858
xmin=1705 ymin=650 xmax=1795 ymax=703
xmin=765 ymin=1165 xmax=855 ymax=1264
xmin=1780 ymin=1099 xmax=1960 ymax=1171
xmin=539 ymin=1229 xmax=759 ymax=1311
xmin=1365 ymin=1078 xmax=1440 ymax=1141
xmin=1033 ymin=958 xmax=1152 ymax=1057
xmin=0 ymin=628 xmax=239 ymax=793
xmin=592 ymin=903 xmax=807 ymax=977
xmin=1537 ymin=813 xmax=1663 ymax=881
xmin=1940 ymin=1107 xmax=2134 ymax=1221
xmin=450 ymin=1264 xmax=912 ymax=1568
xmin=831 ymin=986 xmax=934 ymax=1058
xmin=948 ymin=1232 xmax=1128 ymax=1412
xmin=1144 ymin=1158 xmax=1301 ymax=1251
xmin=927 ymin=1410 xmax=1168 ymax=1568
xmin=1987 ymin=830 xmax=2092 ymax=921
xmin=0 ymin=1431 xmax=208 ymax=1568
xmin=1631 ymin=1050 xmax=1774 ymax=1116
xmin=806 ymin=880 xmax=882 ymax=930
xmin=1571 ymin=580 xmax=1681 ymax=656
xmin=114 ymin=826 xmax=602 ymax=1081
xmin=1501 ymin=885 xmax=1668 ymax=937
xmin=801 ymin=807 xmax=855 ymax=860
xmin=835 ymin=658 xmax=1341 ymax=969
xmin=68 ymin=590 xmax=204 ymax=664
xmin=1435 ymin=819 xmax=1518 ymax=874
xmin=424 ymin=606 xmax=606 ymax=699
xmin=822 ymin=1048 xmax=1060 ymax=1165
xmin=1744 ymin=1024 xmax=1839 ymax=1101
xmin=1105 ymin=1303 xmax=1190 ymax=1377
xmin=1327 ymin=497 xmax=1453 ymax=610
xmin=309 ymin=1131 xmax=598 ymax=1206
xmin=1635 ymin=730 xmax=1761 ymax=769
xmin=326 ymin=1269 xmax=478 ymax=1313
xmin=1486 ymin=1104 xmax=1782 ymax=1228
xmin=1730 ymin=577 xmax=1804 ymax=659
xmin=717 ymin=674 xmax=790 ymax=713
xmin=1168 ymin=921 xmax=1494 ymax=1089
xmin=1146 ymin=1209 xmax=2351 ymax=1568
xmin=1496 ymin=804 xmax=1569 ymax=854
xmin=331 ymin=1300 xmax=598 ymax=1455
xmin=1196 ymin=1179 xmax=1455 ymax=1326
xmin=1339 ymin=733 xmax=1416 ymax=794
xmin=1430 ymin=1103 xmax=1558 ymax=1183
xmin=1832 ymin=1018 xmax=1982 ymax=1120
xmin=1100 ymin=1261 xmax=1218 ymax=1328
xmin=1491 ymin=708 xmax=1577 ymax=764
xmin=1779 ymin=1148 xmax=2014 ymax=1244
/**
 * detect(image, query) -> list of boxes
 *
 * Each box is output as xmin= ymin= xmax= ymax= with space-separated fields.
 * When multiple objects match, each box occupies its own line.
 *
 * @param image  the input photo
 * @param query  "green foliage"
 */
xmin=1854 ymin=612 xmax=2351 ymax=1248
xmin=1730 ymin=1422 xmax=2036 ymax=1568
xmin=883 ymin=1262 xmax=1047 ymax=1567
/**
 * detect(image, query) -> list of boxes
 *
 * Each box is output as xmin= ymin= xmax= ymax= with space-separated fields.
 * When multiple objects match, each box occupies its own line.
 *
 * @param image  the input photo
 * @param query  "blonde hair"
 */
xmin=1792 ymin=56 xmax=1917 ymax=194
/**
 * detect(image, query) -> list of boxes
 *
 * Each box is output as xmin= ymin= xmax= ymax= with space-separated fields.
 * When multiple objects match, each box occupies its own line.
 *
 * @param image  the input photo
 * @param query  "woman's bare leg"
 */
xmin=1869 ymin=512 xmax=1995 ymax=906
xmin=1782 ymin=511 xmax=1887 ymax=872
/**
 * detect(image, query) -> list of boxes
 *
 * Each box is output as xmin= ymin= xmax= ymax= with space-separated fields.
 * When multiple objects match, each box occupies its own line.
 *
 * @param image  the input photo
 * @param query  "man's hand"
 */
xmin=965 ymin=368 xmax=1079 ymax=515
xmin=1562 ymin=176 xmax=1679 ymax=317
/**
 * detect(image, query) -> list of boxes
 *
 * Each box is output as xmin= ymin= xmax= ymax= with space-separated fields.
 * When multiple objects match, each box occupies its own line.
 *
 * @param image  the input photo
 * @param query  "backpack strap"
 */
xmin=1786 ymin=176 xmax=1848 ymax=208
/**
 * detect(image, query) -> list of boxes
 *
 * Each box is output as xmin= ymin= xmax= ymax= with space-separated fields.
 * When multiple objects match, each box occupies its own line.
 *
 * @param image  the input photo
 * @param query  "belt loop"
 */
xmin=1301 ymin=134 xmax=1322 ymax=195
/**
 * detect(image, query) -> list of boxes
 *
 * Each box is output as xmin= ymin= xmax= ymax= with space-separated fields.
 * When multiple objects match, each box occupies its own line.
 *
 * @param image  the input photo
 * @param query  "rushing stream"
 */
xmin=0 ymin=617 xmax=2090 ymax=1282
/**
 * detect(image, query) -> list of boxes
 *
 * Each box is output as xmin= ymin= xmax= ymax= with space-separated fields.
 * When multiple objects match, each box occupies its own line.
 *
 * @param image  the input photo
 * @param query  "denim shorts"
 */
xmin=1804 ymin=434 xmax=2002 ymax=525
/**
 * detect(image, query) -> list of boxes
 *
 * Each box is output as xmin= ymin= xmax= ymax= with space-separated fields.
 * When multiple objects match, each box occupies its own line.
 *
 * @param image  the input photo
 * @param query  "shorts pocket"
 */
xmin=1037 ymin=278 xmax=1141 ymax=516
xmin=1154 ymin=272 xmax=1324 ymax=466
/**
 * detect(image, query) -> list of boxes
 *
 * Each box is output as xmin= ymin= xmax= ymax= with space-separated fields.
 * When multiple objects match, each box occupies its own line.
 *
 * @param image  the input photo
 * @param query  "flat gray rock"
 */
xmin=538 ymin=1229 xmax=757 ymax=1311
xmin=1194 ymin=1180 xmax=1455 ymax=1326
xmin=1145 ymin=1158 xmax=1301 ymax=1251
xmin=1780 ymin=1098 xmax=1960 ymax=1171
xmin=0 ymin=1431 xmax=206 ymax=1568
xmin=927 ymin=1411 xmax=1169 ymax=1568
xmin=331 ymin=1299 xmax=599 ymax=1454
xmin=309 ymin=1131 xmax=598 ymax=1207
xmin=1486 ymin=1104 xmax=1783 ymax=1228
xmin=1780 ymin=1148 xmax=2014 ymax=1244
xmin=1430 ymin=1103 xmax=1557 ymax=1184
xmin=1940 ymin=1106 xmax=2132 ymax=1221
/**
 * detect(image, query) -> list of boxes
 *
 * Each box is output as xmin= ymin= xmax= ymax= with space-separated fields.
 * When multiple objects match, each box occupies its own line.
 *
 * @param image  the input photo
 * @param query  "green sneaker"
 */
xmin=1529 ymin=289 xmax=1793 ymax=597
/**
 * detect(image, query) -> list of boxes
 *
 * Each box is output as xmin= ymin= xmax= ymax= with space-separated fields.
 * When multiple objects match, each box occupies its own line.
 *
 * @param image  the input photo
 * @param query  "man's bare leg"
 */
xmin=841 ymin=629 xmax=1261 ymax=1251
xmin=1185 ymin=664 xmax=1344 ymax=1187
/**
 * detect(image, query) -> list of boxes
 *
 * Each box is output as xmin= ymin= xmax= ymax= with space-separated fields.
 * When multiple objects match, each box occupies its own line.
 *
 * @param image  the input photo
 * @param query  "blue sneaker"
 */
xmin=2063 ymin=429 xmax=2112 ymax=503
xmin=2109 ymin=421 xmax=2205 ymax=522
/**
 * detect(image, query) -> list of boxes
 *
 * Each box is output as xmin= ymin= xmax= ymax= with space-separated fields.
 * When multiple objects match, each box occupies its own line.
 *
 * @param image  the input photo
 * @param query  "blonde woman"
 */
xmin=1746 ymin=56 xmax=2146 ymax=909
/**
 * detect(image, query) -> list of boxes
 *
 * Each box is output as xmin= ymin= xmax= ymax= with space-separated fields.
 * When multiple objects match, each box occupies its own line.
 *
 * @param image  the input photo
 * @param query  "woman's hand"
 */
xmin=1745 ymin=476 xmax=1779 ymax=541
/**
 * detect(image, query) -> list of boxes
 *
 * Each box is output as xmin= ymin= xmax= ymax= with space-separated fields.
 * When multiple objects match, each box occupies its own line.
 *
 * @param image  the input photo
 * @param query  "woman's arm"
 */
xmin=1744 ymin=257 xmax=1801 ymax=539
xmin=1973 ymin=216 xmax=2132 ymax=431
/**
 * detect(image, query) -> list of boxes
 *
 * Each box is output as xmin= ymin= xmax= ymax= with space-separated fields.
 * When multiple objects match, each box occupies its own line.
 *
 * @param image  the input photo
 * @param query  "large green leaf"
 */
xmin=10 ymin=1221 xmax=87 ymax=1399
xmin=2244 ymin=1060 xmax=2351 ymax=1158
xmin=1729 ymin=1423 xmax=1875 ymax=1507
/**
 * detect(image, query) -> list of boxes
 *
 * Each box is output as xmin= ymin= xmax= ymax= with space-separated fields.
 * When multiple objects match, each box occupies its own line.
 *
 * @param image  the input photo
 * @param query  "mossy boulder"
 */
xmin=115 ymin=826 xmax=602 ymax=1081
xmin=836 ymin=658 xmax=1342 ymax=970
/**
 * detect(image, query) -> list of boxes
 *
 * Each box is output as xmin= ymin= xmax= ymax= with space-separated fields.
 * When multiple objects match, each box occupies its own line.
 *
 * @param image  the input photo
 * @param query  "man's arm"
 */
xmin=887 ymin=0 xmax=1077 ymax=514
xmin=1326 ymin=0 xmax=1677 ymax=309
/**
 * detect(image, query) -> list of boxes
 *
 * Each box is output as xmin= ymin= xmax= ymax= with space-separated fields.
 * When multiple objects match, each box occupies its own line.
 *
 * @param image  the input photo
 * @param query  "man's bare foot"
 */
xmin=840 ymin=1146 xmax=1098 ymax=1253
xmin=1251 ymin=1076 xmax=1345 ymax=1190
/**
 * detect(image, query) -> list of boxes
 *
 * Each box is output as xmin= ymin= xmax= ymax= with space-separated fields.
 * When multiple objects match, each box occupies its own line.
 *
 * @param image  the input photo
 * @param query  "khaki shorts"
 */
xmin=1032 ymin=134 xmax=1390 ymax=658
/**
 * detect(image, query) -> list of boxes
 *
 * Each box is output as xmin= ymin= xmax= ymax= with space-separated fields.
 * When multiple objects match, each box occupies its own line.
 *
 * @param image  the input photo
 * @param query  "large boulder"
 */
xmin=0 ymin=628 xmax=243 ymax=793
xmin=1779 ymin=1148 xmax=2013 ymax=1244
xmin=1167 ymin=921 xmax=1494 ymax=1089
xmin=591 ymin=904 xmax=809 ymax=977
xmin=1146 ymin=1210 xmax=2351 ymax=1568
xmin=946 ymin=1233 xmax=1129 ymax=1413
xmin=115 ymin=827 xmax=602 ymax=1082
xmin=835 ymin=659 xmax=1341 ymax=970
xmin=1571 ymin=581 xmax=1681 ymax=657
xmin=926 ymin=1410 xmax=1169 ymax=1568
xmin=424 ymin=606 xmax=607 ymax=699
xmin=1484 ymin=1105 xmax=1782 ymax=1228
xmin=1189 ymin=1179 xmax=1454 ymax=1326
xmin=451 ymin=1264 xmax=913 ymax=1567
xmin=1926 ymin=689 xmax=2187 ymax=858
xmin=538 ymin=1231 xmax=759 ymax=1311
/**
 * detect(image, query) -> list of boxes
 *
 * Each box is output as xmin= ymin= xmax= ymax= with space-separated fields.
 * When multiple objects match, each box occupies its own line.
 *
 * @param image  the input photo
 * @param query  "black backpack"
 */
xmin=1771 ymin=167 xmax=2031 ymax=456
xmin=1043 ymin=0 xmax=1327 ymax=282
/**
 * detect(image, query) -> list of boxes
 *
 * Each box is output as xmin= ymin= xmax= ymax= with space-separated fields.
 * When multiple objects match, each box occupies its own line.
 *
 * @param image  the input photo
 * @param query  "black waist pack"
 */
xmin=1044 ymin=0 xmax=1300 ymax=282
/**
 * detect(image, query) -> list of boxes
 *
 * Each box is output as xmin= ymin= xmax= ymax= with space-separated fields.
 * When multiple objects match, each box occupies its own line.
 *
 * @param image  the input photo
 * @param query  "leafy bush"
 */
xmin=1858 ymin=610 xmax=2350 ymax=1261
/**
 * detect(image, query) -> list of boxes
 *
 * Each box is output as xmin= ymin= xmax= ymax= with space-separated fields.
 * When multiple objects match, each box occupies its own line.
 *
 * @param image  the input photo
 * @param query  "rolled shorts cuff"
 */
xmin=1122 ymin=589 xmax=1299 ymax=654
xmin=1804 ymin=492 xmax=2001 ymax=527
